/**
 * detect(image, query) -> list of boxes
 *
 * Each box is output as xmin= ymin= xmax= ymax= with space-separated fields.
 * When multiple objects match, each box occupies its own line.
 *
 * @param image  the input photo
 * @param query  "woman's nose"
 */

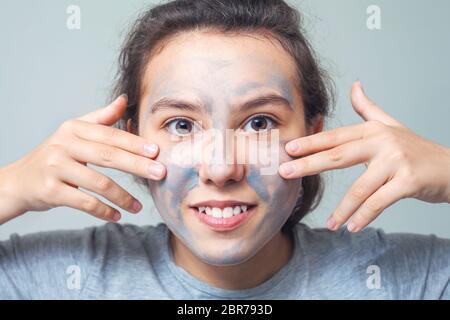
xmin=198 ymin=131 xmax=245 ymax=187
xmin=199 ymin=162 xmax=245 ymax=187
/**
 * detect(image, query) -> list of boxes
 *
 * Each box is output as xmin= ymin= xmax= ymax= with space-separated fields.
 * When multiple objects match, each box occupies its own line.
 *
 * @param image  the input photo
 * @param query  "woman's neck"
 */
xmin=170 ymin=230 xmax=294 ymax=290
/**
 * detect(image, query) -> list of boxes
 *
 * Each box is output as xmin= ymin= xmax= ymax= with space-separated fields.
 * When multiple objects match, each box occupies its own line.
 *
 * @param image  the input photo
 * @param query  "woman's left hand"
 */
xmin=279 ymin=81 xmax=450 ymax=233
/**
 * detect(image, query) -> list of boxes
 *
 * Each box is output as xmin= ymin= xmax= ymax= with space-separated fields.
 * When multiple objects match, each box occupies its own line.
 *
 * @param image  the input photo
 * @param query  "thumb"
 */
xmin=77 ymin=94 xmax=128 ymax=125
xmin=351 ymin=81 xmax=403 ymax=127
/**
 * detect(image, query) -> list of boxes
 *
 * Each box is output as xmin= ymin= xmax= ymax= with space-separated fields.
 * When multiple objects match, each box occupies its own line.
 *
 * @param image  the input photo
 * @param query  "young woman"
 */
xmin=0 ymin=0 xmax=449 ymax=299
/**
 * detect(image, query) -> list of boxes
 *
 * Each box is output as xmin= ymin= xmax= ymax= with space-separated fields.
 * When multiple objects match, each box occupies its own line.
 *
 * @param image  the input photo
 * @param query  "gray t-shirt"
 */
xmin=0 ymin=222 xmax=449 ymax=299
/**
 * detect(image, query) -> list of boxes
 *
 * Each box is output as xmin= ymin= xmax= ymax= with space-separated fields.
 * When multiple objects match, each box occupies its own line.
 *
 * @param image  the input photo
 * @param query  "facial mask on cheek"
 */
xmin=229 ymin=139 xmax=303 ymax=263
xmin=147 ymin=138 xmax=304 ymax=267
xmin=147 ymin=147 xmax=199 ymax=246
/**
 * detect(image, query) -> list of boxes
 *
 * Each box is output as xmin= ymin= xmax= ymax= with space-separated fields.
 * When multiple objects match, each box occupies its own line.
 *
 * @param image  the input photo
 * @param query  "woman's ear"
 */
xmin=308 ymin=115 xmax=324 ymax=135
xmin=126 ymin=119 xmax=136 ymax=134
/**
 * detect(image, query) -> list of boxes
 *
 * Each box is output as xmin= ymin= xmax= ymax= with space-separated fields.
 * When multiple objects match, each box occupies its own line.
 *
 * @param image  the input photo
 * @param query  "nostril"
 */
xmin=206 ymin=177 xmax=238 ymax=188
xmin=199 ymin=162 xmax=245 ymax=187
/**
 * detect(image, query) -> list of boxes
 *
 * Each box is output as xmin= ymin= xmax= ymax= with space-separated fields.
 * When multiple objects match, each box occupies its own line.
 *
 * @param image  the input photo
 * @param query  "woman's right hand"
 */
xmin=0 ymin=95 xmax=166 ymax=225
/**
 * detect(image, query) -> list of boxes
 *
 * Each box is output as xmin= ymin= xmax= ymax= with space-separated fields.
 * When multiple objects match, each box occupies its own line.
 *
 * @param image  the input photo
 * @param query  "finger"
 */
xmin=77 ymin=95 xmax=128 ymax=126
xmin=351 ymin=81 xmax=404 ymax=127
xmin=67 ymin=138 xmax=166 ymax=180
xmin=279 ymin=138 xmax=373 ymax=179
xmin=285 ymin=122 xmax=366 ymax=157
xmin=70 ymin=119 xmax=159 ymax=159
xmin=54 ymin=183 xmax=122 ymax=222
xmin=346 ymin=179 xmax=408 ymax=233
xmin=58 ymin=161 xmax=142 ymax=214
xmin=326 ymin=162 xmax=392 ymax=231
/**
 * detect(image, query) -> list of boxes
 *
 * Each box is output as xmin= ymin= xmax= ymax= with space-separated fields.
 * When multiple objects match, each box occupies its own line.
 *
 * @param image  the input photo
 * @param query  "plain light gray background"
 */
xmin=0 ymin=0 xmax=449 ymax=240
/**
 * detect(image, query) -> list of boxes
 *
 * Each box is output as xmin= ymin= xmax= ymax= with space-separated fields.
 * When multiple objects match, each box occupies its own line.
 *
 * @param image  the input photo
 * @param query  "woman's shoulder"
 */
xmin=295 ymin=222 xmax=450 ymax=255
xmin=0 ymin=223 xmax=169 ymax=276
xmin=0 ymin=223 xmax=170 ymax=299
xmin=87 ymin=222 xmax=169 ymax=254
xmin=84 ymin=222 xmax=168 ymax=243
xmin=294 ymin=222 xmax=450 ymax=276
xmin=1 ymin=222 xmax=169 ymax=261
xmin=292 ymin=224 xmax=449 ymax=299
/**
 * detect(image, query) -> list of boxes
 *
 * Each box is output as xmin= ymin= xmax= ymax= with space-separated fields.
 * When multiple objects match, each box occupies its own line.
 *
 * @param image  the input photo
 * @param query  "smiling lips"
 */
xmin=189 ymin=200 xmax=257 ymax=231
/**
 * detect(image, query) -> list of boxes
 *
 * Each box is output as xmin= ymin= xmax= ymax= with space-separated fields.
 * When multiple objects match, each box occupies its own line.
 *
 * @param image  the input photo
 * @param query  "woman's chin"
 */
xmin=170 ymin=221 xmax=262 ymax=266
xmin=166 ymin=205 xmax=272 ymax=266
xmin=191 ymin=240 xmax=259 ymax=266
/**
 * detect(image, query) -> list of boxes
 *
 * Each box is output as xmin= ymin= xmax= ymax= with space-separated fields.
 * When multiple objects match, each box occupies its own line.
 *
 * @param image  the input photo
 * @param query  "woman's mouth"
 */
xmin=189 ymin=200 xmax=257 ymax=232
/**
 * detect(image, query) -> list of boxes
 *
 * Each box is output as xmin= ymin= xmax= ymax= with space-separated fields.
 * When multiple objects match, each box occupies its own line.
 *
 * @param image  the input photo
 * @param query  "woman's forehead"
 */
xmin=143 ymin=31 xmax=298 ymax=101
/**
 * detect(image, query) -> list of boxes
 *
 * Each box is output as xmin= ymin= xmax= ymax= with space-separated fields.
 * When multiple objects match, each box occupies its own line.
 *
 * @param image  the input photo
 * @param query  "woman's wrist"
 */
xmin=0 ymin=164 xmax=28 ymax=224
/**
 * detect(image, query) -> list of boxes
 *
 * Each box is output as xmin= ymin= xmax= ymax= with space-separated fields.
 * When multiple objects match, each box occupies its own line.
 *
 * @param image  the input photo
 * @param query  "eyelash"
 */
xmin=242 ymin=113 xmax=279 ymax=131
xmin=163 ymin=114 xmax=280 ymax=137
xmin=161 ymin=117 xmax=197 ymax=137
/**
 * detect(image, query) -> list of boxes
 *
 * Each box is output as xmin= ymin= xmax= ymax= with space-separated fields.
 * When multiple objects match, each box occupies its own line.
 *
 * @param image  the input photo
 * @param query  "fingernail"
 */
xmin=347 ymin=222 xmax=358 ymax=233
xmin=286 ymin=141 xmax=299 ymax=153
xmin=148 ymin=163 xmax=165 ymax=179
xmin=280 ymin=163 xmax=295 ymax=176
xmin=132 ymin=200 xmax=142 ymax=213
xmin=358 ymin=81 xmax=365 ymax=93
xmin=144 ymin=144 xmax=158 ymax=156
xmin=112 ymin=211 xmax=121 ymax=222
xmin=327 ymin=217 xmax=337 ymax=230
xmin=120 ymin=93 xmax=128 ymax=101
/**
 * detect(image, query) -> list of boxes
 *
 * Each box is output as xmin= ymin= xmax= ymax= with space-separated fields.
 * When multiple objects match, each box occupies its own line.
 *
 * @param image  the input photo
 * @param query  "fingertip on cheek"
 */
xmin=286 ymin=141 xmax=299 ymax=154
xmin=144 ymin=143 xmax=159 ymax=157
xmin=279 ymin=163 xmax=295 ymax=177
xmin=148 ymin=163 xmax=166 ymax=179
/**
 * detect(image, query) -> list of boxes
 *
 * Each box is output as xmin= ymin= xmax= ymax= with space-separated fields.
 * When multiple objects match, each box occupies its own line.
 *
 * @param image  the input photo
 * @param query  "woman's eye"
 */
xmin=243 ymin=115 xmax=277 ymax=133
xmin=165 ymin=118 xmax=200 ymax=136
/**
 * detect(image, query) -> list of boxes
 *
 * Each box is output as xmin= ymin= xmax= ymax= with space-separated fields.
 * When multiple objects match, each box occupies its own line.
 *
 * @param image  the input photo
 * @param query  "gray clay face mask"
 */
xmin=141 ymin=33 xmax=305 ymax=266
xmin=147 ymin=131 xmax=303 ymax=266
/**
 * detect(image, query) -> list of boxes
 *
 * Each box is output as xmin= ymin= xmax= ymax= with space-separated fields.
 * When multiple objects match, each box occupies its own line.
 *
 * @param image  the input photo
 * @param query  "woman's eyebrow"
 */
xmin=149 ymin=97 xmax=205 ymax=114
xmin=148 ymin=93 xmax=293 ymax=115
xmin=233 ymin=93 xmax=294 ymax=113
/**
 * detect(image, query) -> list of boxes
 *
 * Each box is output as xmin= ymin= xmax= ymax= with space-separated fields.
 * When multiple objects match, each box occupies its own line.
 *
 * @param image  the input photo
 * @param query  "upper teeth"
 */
xmin=197 ymin=205 xmax=249 ymax=218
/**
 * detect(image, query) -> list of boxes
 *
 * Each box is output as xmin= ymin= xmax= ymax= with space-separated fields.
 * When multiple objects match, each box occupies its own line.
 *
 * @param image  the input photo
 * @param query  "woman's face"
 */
xmin=137 ymin=31 xmax=307 ymax=266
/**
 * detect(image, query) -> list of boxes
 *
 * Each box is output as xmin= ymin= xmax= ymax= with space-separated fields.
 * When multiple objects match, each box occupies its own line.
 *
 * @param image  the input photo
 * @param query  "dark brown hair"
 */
xmin=113 ymin=0 xmax=334 ymax=232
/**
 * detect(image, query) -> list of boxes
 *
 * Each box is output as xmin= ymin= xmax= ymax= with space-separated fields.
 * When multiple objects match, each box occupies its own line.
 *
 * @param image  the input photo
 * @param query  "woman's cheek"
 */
xmin=245 ymin=139 xmax=303 ymax=248
xmin=147 ymin=146 xmax=199 ymax=243
xmin=204 ymin=141 xmax=304 ymax=265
